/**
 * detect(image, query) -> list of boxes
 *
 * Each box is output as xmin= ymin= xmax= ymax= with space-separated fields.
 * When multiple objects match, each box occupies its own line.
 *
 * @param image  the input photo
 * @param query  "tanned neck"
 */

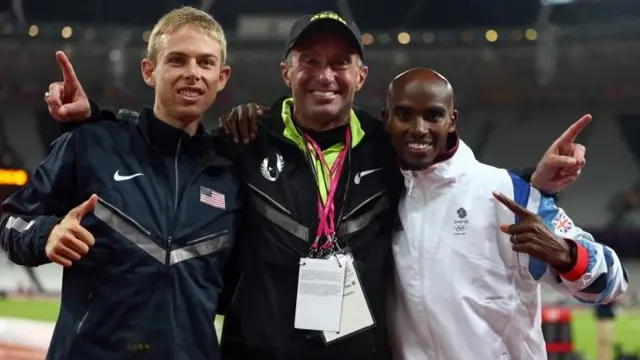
xmin=294 ymin=108 xmax=350 ymax=132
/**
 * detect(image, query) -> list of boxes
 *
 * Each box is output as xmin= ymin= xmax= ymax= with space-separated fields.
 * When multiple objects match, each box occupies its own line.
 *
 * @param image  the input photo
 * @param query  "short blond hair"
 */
xmin=147 ymin=6 xmax=227 ymax=64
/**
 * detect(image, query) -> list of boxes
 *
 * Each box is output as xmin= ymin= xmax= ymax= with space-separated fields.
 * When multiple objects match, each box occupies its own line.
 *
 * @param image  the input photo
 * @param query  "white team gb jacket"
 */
xmin=390 ymin=140 xmax=628 ymax=360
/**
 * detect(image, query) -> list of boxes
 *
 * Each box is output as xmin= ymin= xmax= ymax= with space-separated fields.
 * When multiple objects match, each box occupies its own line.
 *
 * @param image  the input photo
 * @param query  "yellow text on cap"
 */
xmin=310 ymin=12 xmax=346 ymax=24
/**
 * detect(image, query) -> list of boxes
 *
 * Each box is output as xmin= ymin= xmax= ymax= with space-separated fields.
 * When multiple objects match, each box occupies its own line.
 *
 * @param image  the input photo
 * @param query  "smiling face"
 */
xmin=142 ymin=24 xmax=230 ymax=132
xmin=383 ymin=69 xmax=458 ymax=170
xmin=281 ymin=23 xmax=368 ymax=130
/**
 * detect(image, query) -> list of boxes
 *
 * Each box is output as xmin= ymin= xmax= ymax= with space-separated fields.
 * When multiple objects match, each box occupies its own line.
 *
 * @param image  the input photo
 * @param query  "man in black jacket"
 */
xmin=43 ymin=11 xmax=586 ymax=360
xmin=2 ymin=7 xmax=239 ymax=360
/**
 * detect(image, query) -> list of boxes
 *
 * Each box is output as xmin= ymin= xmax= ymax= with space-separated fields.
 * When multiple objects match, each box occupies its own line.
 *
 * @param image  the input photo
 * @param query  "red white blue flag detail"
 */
xmin=552 ymin=211 xmax=573 ymax=234
xmin=200 ymin=186 xmax=225 ymax=209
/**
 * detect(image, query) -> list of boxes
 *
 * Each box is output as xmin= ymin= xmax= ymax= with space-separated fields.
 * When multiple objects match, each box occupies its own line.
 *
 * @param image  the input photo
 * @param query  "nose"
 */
xmin=317 ymin=66 xmax=336 ymax=84
xmin=183 ymin=59 xmax=202 ymax=82
xmin=409 ymin=118 xmax=429 ymax=136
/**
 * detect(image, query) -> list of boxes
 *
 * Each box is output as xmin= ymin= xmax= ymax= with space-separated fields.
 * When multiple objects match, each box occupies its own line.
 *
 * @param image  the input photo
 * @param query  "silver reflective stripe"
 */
xmin=170 ymin=234 xmax=230 ymax=265
xmin=5 ymin=216 xmax=35 ymax=233
xmin=342 ymin=190 xmax=387 ymax=219
xmin=76 ymin=308 xmax=91 ymax=334
xmin=94 ymin=201 xmax=230 ymax=265
xmin=249 ymin=193 xmax=309 ymax=241
xmin=94 ymin=202 xmax=165 ymax=264
xmin=246 ymin=183 xmax=292 ymax=215
xmin=337 ymin=195 xmax=390 ymax=236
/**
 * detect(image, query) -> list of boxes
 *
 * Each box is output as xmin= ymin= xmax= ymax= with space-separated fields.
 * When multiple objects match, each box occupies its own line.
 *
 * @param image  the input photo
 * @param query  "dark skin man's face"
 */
xmin=382 ymin=69 xmax=458 ymax=170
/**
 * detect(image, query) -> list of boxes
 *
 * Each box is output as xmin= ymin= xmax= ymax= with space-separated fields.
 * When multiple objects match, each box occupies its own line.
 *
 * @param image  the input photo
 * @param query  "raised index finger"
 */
xmin=55 ymin=51 xmax=79 ymax=86
xmin=492 ymin=191 xmax=533 ymax=217
xmin=552 ymin=114 xmax=592 ymax=148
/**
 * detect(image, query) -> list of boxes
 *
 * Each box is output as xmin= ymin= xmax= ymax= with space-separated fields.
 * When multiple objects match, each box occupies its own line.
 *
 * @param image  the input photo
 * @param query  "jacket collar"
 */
xmin=400 ymin=133 xmax=475 ymax=191
xmin=135 ymin=107 xmax=231 ymax=167
xmin=259 ymin=96 xmax=381 ymax=148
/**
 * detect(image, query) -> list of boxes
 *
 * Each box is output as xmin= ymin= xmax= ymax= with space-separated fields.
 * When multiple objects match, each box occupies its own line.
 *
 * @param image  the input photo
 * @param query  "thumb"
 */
xmin=71 ymin=194 xmax=98 ymax=220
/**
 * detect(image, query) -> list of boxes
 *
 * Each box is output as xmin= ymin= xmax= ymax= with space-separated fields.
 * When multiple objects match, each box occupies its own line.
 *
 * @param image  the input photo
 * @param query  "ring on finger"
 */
xmin=44 ymin=91 xmax=51 ymax=100
xmin=511 ymin=234 xmax=517 ymax=243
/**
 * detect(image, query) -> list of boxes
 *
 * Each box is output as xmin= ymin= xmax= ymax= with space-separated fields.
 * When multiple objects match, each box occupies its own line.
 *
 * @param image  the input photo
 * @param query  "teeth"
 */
xmin=312 ymin=91 xmax=336 ymax=97
xmin=179 ymin=90 xmax=201 ymax=97
xmin=408 ymin=143 xmax=429 ymax=150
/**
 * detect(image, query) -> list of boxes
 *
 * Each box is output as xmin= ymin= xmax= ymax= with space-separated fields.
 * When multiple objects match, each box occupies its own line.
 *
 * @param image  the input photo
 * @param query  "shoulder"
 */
xmin=470 ymin=162 xmax=545 ymax=215
xmin=354 ymin=107 xmax=384 ymax=133
xmin=471 ymin=161 xmax=523 ymax=191
xmin=69 ymin=119 xmax=130 ymax=144
xmin=455 ymin=160 xmax=526 ymax=214
xmin=59 ymin=111 xmax=136 ymax=155
xmin=353 ymin=108 xmax=393 ymax=153
xmin=210 ymin=127 xmax=243 ymax=161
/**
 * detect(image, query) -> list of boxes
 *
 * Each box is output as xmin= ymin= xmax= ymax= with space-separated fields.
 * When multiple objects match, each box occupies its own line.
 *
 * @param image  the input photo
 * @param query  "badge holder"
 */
xmin=294 ymin=250 xmax=347 ymax=332
xmin=321 ymin=247 xmax=376 ymax=344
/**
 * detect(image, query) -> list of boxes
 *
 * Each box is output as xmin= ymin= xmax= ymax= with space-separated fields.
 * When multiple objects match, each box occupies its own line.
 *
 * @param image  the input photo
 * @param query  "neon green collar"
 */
xmin=280 ymin=98 xmax=365 ymax=151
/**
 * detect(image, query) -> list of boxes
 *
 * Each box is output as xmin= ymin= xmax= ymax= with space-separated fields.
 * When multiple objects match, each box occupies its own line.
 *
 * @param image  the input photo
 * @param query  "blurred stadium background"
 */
xmin=0 ymin=0 xmax=639 ymax=359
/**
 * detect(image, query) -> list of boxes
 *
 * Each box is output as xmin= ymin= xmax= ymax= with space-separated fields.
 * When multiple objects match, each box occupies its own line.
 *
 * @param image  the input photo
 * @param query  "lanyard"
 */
xmin=306 ymin=127 xmax=351 ymax=256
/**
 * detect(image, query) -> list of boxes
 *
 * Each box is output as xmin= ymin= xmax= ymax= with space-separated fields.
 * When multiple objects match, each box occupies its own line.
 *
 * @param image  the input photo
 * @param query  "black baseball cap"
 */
xmin=285 ymin=11 xmax=365 ymax=60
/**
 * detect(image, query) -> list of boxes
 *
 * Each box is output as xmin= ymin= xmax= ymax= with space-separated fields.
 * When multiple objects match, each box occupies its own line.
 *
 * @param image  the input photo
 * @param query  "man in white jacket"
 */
xmin=384 ymin=68 xmax=629 ymax=360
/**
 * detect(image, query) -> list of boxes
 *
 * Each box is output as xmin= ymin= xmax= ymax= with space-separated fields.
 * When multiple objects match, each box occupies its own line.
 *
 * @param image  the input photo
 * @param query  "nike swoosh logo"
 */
xmin=113 ymin=170 xmax=144 ymax=181
xmin=354 ymin=168 xmax=383 ymax=184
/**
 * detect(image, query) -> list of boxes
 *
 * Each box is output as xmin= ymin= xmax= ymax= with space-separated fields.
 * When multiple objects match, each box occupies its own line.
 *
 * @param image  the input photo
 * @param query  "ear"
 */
xmin=449 ymin=109 xmax=459 ymax=133
xmin=380 ymin=108 xmax=389 ymax=123
xmin=216 ymin=65 xmax=232 ymax=92
xmin=355 ymin=65 xmax=368 ymax=91
xmin=381 ymin=108 xmax=392 ymax=131
xmin=280 ymin=61 xmax=291 ymax=89
xmin=141 ymin=58 xmax=156 ymax=88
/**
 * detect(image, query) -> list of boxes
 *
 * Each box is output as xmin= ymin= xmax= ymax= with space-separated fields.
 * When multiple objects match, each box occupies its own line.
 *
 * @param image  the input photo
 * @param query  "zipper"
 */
xmin=247 ymin=182 xmax=292 ymax=215
xmin=98 ymin=198 xmax=151 ymax=236
xmin=173 ymin=138 xmax=182 ymax=211
xmin=341 ymin=190 xmax=387 ymax=219
xmin=166 ymin=138 xmax=182 ymax=266
xmin=418 ymin=180 xmax=439 ymax=355
xmin=76 ymin=292 xmax=92 ymax=334
xmin=186 ymin=230 xmax=229 ymax=245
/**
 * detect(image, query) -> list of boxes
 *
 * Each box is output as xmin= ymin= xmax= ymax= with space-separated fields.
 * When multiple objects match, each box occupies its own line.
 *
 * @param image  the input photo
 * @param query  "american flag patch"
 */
xmin=200 ymin=186 xmax=226 ymax=209
xmin=552 ymin=211 xmax=573 ymax=234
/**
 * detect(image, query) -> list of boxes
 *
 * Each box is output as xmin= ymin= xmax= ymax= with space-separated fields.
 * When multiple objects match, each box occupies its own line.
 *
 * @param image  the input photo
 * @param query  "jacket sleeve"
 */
xmin=58 ymin=100 xmax=122 ymax=133
xmin=0 ymin=132 xmax=78 ymax=266
xmin=509 ymin=167 xmax=535 ymax=183
xmin=509 ymin=166 xmax=557 ymax=198
xmin=509 ymin=173 xmax=628 ymax=305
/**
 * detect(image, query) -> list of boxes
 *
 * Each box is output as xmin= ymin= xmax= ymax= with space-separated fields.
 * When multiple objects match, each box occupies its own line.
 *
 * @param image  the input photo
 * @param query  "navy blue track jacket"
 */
xmin=0 ymin=108 xmax=240 ymax=360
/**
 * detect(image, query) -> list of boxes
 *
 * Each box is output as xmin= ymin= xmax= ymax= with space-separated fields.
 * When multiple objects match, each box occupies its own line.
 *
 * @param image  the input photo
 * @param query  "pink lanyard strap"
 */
xmin=306 ymin=128 xmax=351 ymax=252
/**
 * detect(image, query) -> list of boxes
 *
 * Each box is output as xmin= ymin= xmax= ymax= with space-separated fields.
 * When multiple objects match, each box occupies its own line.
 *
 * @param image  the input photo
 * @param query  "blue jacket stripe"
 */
xmin=508 ymin=172 xmax=546 ymax=280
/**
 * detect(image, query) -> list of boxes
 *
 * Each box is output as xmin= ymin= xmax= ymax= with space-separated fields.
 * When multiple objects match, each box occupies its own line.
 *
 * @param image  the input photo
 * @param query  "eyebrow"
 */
xmin=166 ymin=51 xmax=218 ymax=60
xmin=392 ymin=103 xmax=447 ymax=112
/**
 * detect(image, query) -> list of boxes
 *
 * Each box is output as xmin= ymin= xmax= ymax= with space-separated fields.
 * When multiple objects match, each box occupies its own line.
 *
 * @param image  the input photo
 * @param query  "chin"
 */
xmin=309 ymin=105 xmax=340 ymax=117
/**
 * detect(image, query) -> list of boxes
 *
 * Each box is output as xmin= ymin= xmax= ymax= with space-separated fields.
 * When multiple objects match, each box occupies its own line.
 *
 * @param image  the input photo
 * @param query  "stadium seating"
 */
xmin=2 ymin=108 xmax=45 ymax=172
